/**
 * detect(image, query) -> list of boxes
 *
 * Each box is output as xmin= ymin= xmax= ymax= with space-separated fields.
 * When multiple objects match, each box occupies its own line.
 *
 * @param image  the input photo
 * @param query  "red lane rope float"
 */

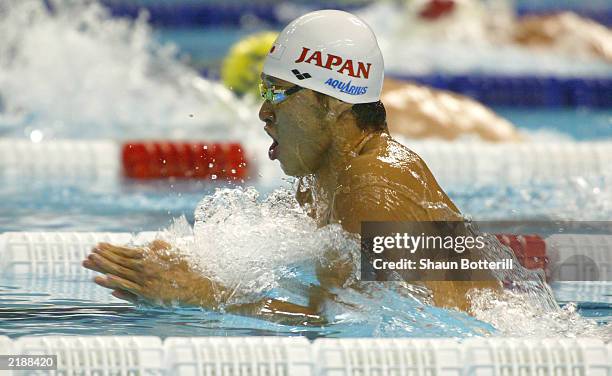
xmin=496 ymin=234 xmax=548 ymax=274
xmin=122 ymin=141 xmax=247 ymax=180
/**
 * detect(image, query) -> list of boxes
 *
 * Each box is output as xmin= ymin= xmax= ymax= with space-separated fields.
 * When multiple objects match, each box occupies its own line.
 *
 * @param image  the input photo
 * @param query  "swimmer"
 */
xmin=381 ymin=78 xmax=521 ymax=142
xmin=512 ymin=12 xmax=612 ymax=63
xmin=83 ymin=10 xmax=500 ymax=321
xmin=222 ymin=31 xmax=522 ymax=142
xmin=408 ymin=0 xmax=612 ymax=63
xmin=221 ymin=31 xmax=278 ymax=98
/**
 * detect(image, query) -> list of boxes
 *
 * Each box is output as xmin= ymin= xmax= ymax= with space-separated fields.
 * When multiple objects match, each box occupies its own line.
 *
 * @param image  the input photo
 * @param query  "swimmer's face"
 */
xmin=259 ymin=74 xmax=332 ymax=176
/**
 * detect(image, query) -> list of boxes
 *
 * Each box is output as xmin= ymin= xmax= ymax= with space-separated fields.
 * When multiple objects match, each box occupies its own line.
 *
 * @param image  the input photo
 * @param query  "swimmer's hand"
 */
xmin=82 ymin=240 xmax=222 ymax=307
xmin=82 ymin=241 xmax=326 ymax=325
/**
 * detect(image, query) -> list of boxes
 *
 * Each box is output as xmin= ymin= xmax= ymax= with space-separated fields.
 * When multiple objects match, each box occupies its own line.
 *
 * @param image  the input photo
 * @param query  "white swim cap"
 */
xmin=263 ymin=9 xmax=384 ymax=104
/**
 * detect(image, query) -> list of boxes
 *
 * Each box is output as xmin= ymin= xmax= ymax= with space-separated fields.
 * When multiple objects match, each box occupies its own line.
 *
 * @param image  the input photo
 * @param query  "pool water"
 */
xmin=494 ymin=107 xmax=612 ymax=141
xmin=0 ymin=0 xmax=610 ymax=341
xmin=1 ymin=273 xmax=609 ymax=339
xmin=0 ymin=275 xmax=498 ymax=339
xmin=0 ymin=177 xmax=610 ymax=340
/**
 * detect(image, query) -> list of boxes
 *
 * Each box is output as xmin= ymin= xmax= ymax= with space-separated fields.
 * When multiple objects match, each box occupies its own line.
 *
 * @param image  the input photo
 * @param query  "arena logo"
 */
xmin=294 ymin=47 xmax=372 ymax=79
xmin=324 ymin=78 xmax=368 ymax=95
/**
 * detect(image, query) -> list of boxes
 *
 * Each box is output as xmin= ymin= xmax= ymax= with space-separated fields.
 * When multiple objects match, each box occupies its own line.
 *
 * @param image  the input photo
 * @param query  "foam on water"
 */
xmin=154 ymin=186 xmax=359 ymax=305
xmin=150 ymin=186 xmax=610 ymax=340
xmin=470 ymin=289 xmax=611 ymax=340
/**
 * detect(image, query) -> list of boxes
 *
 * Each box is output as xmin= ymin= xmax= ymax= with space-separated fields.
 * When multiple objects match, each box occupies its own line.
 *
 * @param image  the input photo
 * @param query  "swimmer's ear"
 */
xmin=318 ymin=94 xmax=352 ymax=123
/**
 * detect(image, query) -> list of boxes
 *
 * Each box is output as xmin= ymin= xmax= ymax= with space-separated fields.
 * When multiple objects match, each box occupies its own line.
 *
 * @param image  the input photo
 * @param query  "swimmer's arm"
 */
xmin=225 ymin=298 xmax=325 ymax=325
xmin=313 ymin=184 xmax=414 ymax=291
xmin=83 ymin=241 xmax=325 ymax=324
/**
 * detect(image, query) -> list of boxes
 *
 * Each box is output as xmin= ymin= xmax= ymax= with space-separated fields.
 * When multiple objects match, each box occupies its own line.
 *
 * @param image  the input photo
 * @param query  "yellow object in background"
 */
xmin=221 ymin=31 xmax=278 ymax=97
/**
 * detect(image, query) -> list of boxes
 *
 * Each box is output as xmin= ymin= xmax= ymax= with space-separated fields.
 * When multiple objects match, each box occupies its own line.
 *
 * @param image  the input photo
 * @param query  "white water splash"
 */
xmin=470 ymin=289 xmax=611 ymax=341
xmin=156 ymin=186 xmax=359 ymax=303
xmin=0 ymin=0 xmax=256 ymax=138
xmin=1 ymin=0 xmax=609 ymax=338
xmin=152 ymin=186 xmax=609 ymax=339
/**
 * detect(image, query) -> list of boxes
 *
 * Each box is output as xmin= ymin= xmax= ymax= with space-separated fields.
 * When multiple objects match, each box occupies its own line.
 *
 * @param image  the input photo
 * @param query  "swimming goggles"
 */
xmin=259 ymin=83 xmax=303 ymax=105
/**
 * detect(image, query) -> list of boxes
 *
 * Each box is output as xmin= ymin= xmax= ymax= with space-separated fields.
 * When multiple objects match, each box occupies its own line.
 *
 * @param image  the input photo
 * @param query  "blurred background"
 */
xmin=102 ymin=0 xmax=612 ymax=76
xmin=0 ymin=0 xmax=610 ymax=231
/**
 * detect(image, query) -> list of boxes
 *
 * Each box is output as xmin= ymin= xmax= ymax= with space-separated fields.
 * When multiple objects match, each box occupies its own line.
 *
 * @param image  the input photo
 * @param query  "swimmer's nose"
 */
xmin=259 ymin=100 xmax=275 ymax=125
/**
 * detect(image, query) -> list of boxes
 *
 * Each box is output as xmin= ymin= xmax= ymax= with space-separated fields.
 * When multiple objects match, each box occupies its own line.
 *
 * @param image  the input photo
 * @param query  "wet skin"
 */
xmin=83 ymin=74 xmax=500 ymax=321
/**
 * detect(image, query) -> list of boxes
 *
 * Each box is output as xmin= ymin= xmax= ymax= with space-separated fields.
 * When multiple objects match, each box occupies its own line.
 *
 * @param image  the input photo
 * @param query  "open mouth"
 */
xmin=265 ymin=125 xmax=280 ymax=160
xmin=268 ymin=139 xmax=279 ymax=160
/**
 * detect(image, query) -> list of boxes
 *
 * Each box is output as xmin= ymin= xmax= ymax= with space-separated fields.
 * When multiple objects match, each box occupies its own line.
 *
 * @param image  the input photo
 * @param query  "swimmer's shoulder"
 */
xmin=340 ymin=132 xmax=430 ymax=187
xmin=336 ymin=132 xmax=461 ymax=221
